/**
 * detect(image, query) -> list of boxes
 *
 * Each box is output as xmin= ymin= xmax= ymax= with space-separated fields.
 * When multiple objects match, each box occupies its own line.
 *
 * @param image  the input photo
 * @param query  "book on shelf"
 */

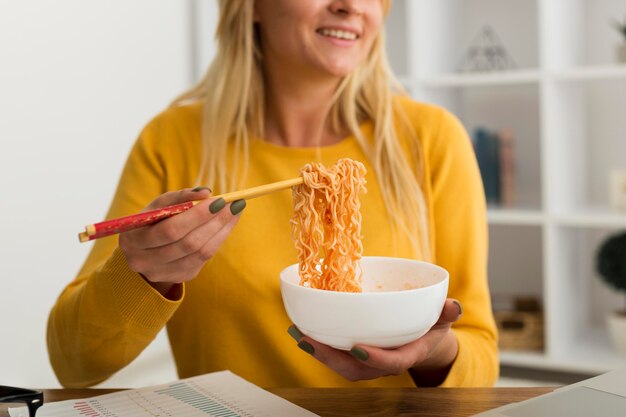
xmin=472 ymin=127 xmax=516 ymax=207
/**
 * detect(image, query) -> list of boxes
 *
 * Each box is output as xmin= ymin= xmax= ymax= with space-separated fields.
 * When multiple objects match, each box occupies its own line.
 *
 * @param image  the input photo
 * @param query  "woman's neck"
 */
xmin=262 ymin=65 xmax=348 ymax=147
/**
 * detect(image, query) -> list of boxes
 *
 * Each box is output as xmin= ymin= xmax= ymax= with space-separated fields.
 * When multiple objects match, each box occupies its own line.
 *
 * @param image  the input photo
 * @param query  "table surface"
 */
xmin=0 ymin=387 xmax=554 ymax=417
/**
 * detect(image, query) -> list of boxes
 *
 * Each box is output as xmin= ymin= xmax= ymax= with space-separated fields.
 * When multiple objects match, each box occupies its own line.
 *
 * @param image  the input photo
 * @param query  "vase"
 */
xmin=607 ymin=311 xmax=626 ymax=354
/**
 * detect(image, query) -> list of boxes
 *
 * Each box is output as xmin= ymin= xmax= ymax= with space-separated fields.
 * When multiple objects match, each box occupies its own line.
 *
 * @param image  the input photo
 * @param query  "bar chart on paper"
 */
xmin=11 ymin=371 xmax=317 ymax=417
xmin=70 ymin=383 xmax=245 ymax=417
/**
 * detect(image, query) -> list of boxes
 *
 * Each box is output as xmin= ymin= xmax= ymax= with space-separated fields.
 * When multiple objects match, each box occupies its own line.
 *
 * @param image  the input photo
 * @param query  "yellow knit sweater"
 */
xmin=47 ymin=96 xmax=498 ymax=388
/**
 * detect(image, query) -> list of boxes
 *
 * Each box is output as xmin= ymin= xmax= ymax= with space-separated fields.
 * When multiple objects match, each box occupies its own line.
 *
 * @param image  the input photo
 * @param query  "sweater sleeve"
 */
xmin=47 ymin=118 xmax=184 ymax=388
xmin=426 ymin=108 xmax=499 ymax=387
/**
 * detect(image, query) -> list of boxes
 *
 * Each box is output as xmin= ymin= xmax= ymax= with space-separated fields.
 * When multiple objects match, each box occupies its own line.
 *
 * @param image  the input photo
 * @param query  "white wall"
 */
xmin=0 ymin=0 xmax=216 ymax=388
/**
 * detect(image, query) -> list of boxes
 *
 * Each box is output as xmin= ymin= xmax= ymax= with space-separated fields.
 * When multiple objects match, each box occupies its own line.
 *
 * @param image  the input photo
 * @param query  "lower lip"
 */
xmin=317 ymin=33 xmax=358 ymax=47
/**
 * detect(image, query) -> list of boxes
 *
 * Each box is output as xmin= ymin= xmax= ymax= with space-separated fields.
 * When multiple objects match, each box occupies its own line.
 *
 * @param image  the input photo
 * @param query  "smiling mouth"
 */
xmin=316 ymin=28 xmax=359 ymax=41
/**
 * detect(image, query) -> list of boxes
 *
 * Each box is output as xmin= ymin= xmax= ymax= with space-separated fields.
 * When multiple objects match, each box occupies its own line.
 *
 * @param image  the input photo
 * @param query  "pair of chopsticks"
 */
xmin=78 ymin=177 xmax=303 ymax=242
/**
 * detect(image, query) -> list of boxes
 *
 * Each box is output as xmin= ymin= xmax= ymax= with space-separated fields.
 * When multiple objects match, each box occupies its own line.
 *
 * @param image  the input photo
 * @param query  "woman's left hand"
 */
xmin=287 ymin=298 xmax=462 ymax=384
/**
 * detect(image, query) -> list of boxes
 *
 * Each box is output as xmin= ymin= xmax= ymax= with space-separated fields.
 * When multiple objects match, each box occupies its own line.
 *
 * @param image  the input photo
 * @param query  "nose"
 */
xmin=328 ymin=0 xmax=363 ymax=16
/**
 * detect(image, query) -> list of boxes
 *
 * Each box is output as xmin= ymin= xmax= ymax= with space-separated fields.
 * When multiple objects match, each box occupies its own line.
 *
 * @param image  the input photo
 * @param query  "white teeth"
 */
xmin=318 ymin=29 xmax=358 ymax=40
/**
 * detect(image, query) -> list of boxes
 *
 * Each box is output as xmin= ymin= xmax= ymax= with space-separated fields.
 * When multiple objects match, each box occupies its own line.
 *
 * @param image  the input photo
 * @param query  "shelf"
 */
xmin=499 ymin=351 xmax=623 ymax=375
xmin=390 ymin=0 xmax=626 ymax=378
xmin=403 ymin=65 xmax=626 ymax=89
xmin=552 ymin=208 xmax=626 ymax=228
xmin=550 ymin=65 xmax=626 ymax=82
xmin=488 ymin=208 xmax=545 ymax=225
xmin=501 ymin=329 xmax=626 ymax=375
xmin=417 ymin=69 xmax=542 ymax=88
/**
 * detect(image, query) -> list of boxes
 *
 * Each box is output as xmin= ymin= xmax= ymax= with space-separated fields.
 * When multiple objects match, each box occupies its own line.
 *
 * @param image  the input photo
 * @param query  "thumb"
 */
xmin=436 ymin=298 xmax=463 ymax=325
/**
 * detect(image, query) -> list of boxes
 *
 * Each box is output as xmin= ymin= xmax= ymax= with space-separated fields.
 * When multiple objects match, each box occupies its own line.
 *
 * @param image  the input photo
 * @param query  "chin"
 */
xmin=323 ymin=61 xmax=360 ymax=78
xmin=327 ymin=68 xmax=355 ymax=78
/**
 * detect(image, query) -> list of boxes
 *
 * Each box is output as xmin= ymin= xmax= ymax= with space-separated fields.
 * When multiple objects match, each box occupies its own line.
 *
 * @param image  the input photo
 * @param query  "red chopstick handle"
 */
xmin=86 ymin=201 xmax=196 ymax=240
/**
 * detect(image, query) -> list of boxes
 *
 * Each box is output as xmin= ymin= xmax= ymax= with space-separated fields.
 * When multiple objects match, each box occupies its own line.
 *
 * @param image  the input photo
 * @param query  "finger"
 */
xmin=144 ymin=187 xmax=212 ymax=211
xmin=347 ymin=341 xmax=428 ymax=376
xmin=285 ymin=326 xmax=388 ymax=381
xmin=121 ymin=187 xmax=214 ymax=250
xmin=285 ymin=326 xmax=357 ymax=369
xmin=287 ymin=325 xmax=304 ymax=342
xmin=349 ymin=308 xmax=461 ymax=375
xmin=141 ymin=214 xmax=241 ymax=282
xmin=436 ymin=298 xmax=463 ymax=325
xmin=296 ymin=336 xmax=384 ymax=381
xmin=346 ymin=299 xmax=463 ymax=375
xmin=134 ymin=197 xmax=223 ymax=248
xmin=286 ymin=326 xmax=390 ymax=380
xmin=140 ymin=202 xmax=242 ymax=264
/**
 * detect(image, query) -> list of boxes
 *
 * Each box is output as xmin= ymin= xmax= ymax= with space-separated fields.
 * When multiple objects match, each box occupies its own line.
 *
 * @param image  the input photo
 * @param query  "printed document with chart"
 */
xmin=9 ymin=371 xmax=317 ymax=417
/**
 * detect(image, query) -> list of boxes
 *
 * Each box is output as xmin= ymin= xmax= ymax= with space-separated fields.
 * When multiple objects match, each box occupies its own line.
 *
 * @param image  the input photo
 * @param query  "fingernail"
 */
xmin=192 ymin=186 xmax=211 ymax=192
xmin=453 ymin=300 xmax=463 ymax=315
xmin=287 ymin=326 xmax=304 ymax=342
xmin=209 ymin=198 xmax=226 ymax=213
xmin=350 ymin=347 xmax=369 ymax=361
xmin=297 ymin=341 xmax=315 ymax=355
xmin=230 ymin=199 xmax=246 ymax=215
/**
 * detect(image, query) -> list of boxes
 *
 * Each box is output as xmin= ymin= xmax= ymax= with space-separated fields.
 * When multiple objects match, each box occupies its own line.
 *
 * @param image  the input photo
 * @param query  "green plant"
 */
xmin=596 ymin=231 xmax=626 ymax=313
xmin=613 ymin=15 xmax=626 ymax=40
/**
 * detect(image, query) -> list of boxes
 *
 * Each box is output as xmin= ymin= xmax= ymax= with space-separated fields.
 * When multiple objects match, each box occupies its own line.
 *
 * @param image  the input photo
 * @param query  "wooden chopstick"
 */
xmin=78 ymin=176 xmax=304 ymax=243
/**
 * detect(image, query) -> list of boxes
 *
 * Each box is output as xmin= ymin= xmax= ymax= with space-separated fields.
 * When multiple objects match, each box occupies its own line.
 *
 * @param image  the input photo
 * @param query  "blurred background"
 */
xmin=1 ymin=0 xmax=626 ymax=389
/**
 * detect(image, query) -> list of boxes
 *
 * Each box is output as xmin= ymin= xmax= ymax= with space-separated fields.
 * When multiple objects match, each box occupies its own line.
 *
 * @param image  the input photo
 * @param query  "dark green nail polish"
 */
xmin=453 ymin=300 xmax=463 ymax=315
xmin=209 ymin=198 xmax=226 ymax=213
xmin=192 ymin=186 xmax=211 ymax=192
xmin=298 ymin=341 xmax=315 ymax=355
xmin=287 ymin=326 xmax=303 ymax=341
xmin=230 ymin=199 xmax=246 ymax=215
xmin=350 ymin=347 xmax=369 ymax=361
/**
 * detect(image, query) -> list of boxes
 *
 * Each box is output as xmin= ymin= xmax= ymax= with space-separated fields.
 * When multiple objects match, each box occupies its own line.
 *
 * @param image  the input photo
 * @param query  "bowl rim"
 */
xmin=279 ymin=256 xmax=449 ymax=296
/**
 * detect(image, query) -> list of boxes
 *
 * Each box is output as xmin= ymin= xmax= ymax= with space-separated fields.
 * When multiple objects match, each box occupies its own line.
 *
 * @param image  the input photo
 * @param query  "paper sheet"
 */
xmin=10 ymin=371 xmax=317 ymax=417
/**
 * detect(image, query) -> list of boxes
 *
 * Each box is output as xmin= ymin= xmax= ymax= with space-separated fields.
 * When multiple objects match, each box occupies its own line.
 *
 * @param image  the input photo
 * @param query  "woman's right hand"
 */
xmin=118 ymin=187 xmax=245 ymax=297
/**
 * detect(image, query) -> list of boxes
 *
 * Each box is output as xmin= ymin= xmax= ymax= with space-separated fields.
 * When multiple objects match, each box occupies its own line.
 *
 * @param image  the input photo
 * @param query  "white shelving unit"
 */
xmin=387 ymin=0 xmax=626 ymax=375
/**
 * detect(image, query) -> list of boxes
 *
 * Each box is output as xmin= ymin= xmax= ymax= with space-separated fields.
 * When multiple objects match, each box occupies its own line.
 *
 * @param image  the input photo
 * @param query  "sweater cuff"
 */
xmin=439 ymin=329 xmax=499 ymax=387
xmin=97 ymin=247 xmax=185 ymax=329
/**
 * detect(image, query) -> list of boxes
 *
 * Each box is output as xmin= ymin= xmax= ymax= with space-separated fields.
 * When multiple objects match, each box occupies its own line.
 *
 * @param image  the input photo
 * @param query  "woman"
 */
xmin=48 ymin=0 xmax=498 ymax=388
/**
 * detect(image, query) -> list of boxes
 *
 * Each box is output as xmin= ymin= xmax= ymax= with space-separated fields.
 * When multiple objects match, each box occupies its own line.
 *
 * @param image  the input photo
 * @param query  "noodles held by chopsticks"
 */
xmin=290 ymin=158 xmax=367 ymax=292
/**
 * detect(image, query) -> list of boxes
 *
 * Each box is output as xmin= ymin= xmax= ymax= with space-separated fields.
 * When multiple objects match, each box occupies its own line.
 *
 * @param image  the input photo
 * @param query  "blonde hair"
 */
xmin=172 ymin=0 xmax=431 ymax=260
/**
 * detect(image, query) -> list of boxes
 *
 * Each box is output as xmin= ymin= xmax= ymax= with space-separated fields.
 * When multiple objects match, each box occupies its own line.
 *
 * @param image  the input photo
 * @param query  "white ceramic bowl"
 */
xmin=280 ymin=256 xmax=449 ymax=350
